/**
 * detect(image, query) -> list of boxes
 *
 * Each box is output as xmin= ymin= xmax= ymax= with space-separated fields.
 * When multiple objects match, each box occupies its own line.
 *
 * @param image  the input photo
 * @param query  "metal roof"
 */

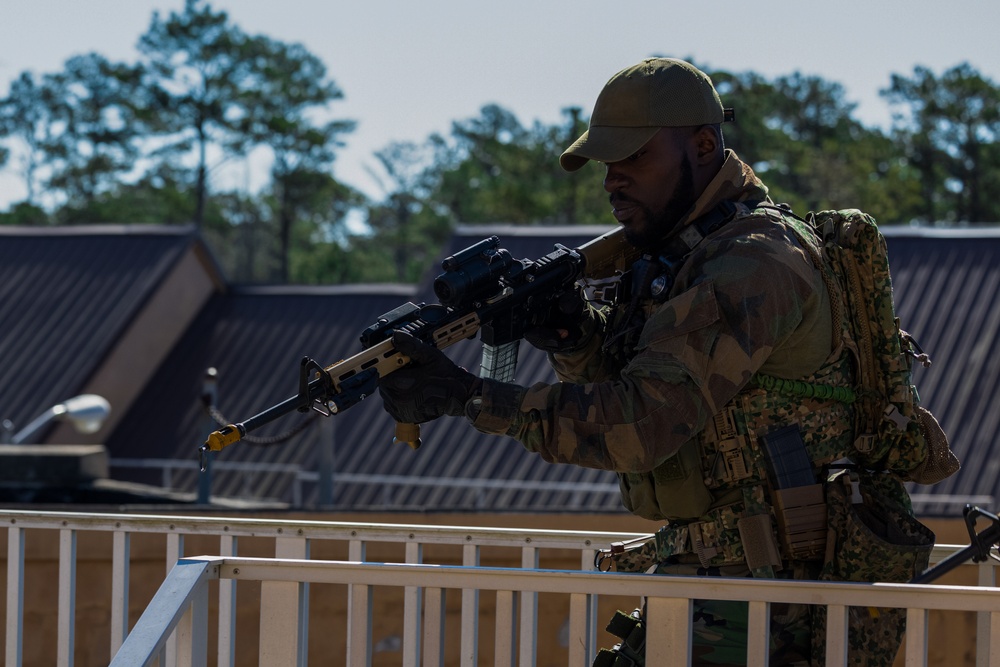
xmin=0 ymin=225 xmax=199 ymax=441
xmin=7 ymin=222 xmax=999 ymax=516
xmin=880 ymin=227 xmax=1000 ymax=515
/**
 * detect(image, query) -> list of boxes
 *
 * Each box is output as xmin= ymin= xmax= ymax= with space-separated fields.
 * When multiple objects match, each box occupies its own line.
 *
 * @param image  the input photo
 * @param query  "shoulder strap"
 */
xmin=664 ymin=199 xmax=762 ymax=258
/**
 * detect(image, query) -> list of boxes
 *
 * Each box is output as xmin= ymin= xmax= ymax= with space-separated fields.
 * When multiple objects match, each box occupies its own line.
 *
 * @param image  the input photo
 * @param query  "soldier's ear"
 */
xmin=692 ymin=125 xmax=720 ymax=164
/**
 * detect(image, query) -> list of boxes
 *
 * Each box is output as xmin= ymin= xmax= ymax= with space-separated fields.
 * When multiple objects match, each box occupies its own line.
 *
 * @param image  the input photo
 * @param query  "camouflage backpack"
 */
xmin=798 ymin=209 xmax=959 ymax=485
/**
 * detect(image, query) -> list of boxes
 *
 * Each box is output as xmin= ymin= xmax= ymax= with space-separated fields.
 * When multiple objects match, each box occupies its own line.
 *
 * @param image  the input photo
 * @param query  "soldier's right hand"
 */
xmin=524 ymin=286 xmax=594 ymax=353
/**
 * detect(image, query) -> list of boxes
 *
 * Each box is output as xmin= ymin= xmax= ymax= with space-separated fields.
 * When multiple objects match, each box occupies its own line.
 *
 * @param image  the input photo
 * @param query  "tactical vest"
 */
xmin=610 ymin=206 xmax=856 ymax=577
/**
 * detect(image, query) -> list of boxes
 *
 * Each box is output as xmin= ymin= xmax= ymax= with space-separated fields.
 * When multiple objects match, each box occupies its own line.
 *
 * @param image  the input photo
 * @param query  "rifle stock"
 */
xmin=201 ymin=227 xmax=636 ymax=459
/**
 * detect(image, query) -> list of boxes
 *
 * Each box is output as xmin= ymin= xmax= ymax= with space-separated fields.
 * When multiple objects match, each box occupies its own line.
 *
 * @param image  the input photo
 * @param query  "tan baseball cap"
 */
xmin=560 ymin=58 xmax=733 ymax=172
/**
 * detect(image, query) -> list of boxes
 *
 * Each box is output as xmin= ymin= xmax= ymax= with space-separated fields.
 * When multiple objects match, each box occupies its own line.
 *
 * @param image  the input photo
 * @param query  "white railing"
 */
xmin=113 ymin=556 xmax=1000 ymax=667
xmin=2 ymin=509 xmax=999 ymax=667
xmin=2 ymin=509 xmax=636 ymax=666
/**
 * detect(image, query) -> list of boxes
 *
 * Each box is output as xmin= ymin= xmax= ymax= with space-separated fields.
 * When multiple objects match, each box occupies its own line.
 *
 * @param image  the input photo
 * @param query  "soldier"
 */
xmin=378 ymin=58 xmax=893 ymax=666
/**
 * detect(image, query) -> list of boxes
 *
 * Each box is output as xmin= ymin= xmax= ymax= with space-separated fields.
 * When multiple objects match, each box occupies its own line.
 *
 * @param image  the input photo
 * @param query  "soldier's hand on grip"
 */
xmin=524 ymin=286 xmax=593 ymax=353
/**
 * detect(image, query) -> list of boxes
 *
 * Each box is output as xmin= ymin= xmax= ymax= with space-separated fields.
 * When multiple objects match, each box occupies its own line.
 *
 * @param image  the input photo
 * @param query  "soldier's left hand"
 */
xmin=378 ymin=331 xmax=480 ymax=424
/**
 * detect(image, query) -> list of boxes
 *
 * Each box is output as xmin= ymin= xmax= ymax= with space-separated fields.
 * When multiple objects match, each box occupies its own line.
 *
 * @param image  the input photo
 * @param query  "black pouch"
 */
xmin=811 ymin=469 xmax=935 ymax=666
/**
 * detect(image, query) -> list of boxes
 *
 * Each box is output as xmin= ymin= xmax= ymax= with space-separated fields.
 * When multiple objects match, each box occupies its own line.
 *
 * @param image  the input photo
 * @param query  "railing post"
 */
xmin=403 ymin=541 xmax=423 ymax=666
xmin=990 ymin=610 xmax=1000 ymax=667
xmin=57 ymin=528 xmax=77 ymax=667
xmin=746 ymin=600 xmax=769 ymax=666
xmin=217 ymin=534 xmax=237 ymax=667
xmin=260 ymin=537 xmax=309 ymax=667
xmin=166 ymin=533 xmax=184 ymax=667
xmin=461 ymin=543 xmax=481 ymax=667
xmin=825 ymin=604 xmax=849 ymax=667
xmin=422 ymin=587 xmax=446 ymax=667
xmin=347 ymin=539 xmax=372 ymax=667
xmin=579 ymin=548 xmax=598 ymax=662
xmin=979 ymin=560 xmax=997 ymax=667
xmin=568 ymin=593 xmax=589 ymax=667
xmin=905 ymin=608 xmax=929 ymax=667
xmin=519 ymin=545 xmax=538 ymax=666
xmin=495 ymin=590 xmax=516 ymax=667
xmin=6 ymin=524 xmax=24 ymax=667
xmin=645 ymin=596 xmax=691 ymax=667
xmin=111 ymin=530 xmax=130 ymax=658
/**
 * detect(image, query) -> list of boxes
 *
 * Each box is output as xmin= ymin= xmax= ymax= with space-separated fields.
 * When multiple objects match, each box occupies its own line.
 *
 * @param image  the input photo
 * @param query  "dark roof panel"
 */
xmin=883 ymin=229 xmax=1000 ymax=514
xmin=0 ymin=225 xmax=197 ymax=438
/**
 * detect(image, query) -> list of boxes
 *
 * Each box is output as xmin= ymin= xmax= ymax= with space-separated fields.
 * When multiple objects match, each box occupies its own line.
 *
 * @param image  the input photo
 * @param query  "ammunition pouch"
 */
xmin=618 ymin=439 xmax=714 ymax=522
xmin=772 ymin=483 xmax=828 ymax=562
xmin=811 ymin=469 xmax=935 ymax=666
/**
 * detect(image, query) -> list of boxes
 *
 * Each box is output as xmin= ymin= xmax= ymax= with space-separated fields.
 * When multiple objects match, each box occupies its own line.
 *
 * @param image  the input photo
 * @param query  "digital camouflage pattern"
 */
xmin=470 ymin=152 xmax=843 ymax=665
xmin=598 ymin=536 xmax=658 ymax=573
xmin=811 ymin=470 xmax=934 ymax=666
xmin=803 ymin=210 xmax=958 ymax=485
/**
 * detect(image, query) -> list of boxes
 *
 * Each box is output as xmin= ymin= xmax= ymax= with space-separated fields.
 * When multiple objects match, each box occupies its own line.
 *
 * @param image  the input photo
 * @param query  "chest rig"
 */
xmin=605 ymin=202 xmax=857 ymax=578
xmin=599 ymin=199 xmax=759 ymax=362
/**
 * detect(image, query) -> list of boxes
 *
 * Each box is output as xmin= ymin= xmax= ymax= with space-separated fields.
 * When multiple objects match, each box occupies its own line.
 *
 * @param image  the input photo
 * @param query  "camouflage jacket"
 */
xmin=468 ymin=151 xmax=839 ymax=521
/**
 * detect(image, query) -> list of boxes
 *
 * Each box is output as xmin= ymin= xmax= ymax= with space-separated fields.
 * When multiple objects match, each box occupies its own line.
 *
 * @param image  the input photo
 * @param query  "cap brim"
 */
xmin=559 ymin=126 xmax=660 ymax=172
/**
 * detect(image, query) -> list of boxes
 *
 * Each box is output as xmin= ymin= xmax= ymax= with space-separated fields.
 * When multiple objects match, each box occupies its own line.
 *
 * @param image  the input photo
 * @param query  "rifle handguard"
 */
xmin=394 ymin=422 xmax=422 ymax=450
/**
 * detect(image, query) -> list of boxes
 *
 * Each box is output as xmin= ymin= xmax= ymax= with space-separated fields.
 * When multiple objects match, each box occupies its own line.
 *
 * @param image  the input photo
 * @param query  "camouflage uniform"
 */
xmin=470 ymin=150 xmax=855 ymax=666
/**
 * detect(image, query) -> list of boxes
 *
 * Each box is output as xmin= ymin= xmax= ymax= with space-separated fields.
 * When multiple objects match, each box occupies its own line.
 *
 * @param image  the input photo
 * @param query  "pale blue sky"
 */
xmin=2 ymin=0 xmax=998 ymax=207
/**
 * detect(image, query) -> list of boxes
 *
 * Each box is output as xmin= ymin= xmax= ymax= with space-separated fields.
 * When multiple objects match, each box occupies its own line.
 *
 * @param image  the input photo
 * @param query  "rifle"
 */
xmin=200 ymin=227 xmax=638 ymax=462
xmin=911 ymin=504 xmax=1000 ymax=584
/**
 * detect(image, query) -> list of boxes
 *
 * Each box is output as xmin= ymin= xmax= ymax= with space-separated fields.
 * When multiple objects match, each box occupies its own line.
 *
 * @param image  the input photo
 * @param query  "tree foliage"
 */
xmin=0 ymin=71 xmax=64 ymax=207
xmin=883 ymin=63 xmax=1000 ymax=223
xmin=711 ymin=69 xmax=918 ymax=222
xmin=135 ymin=0 xmax=259 ymax=226
xmin=424 ymin=104 xmax=607 ymax=226
xmin=1 ymin=7 xmax=998 ymax=285
xmin=45 ymin=54 xmax=145 ymax=211
xmin=236 ymin=35 xmax=358 ymax=281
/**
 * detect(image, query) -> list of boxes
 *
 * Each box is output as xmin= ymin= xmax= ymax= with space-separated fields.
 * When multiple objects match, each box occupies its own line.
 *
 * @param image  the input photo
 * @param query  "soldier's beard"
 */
xmin=620 ymin=154 xmax=697 ymax=249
